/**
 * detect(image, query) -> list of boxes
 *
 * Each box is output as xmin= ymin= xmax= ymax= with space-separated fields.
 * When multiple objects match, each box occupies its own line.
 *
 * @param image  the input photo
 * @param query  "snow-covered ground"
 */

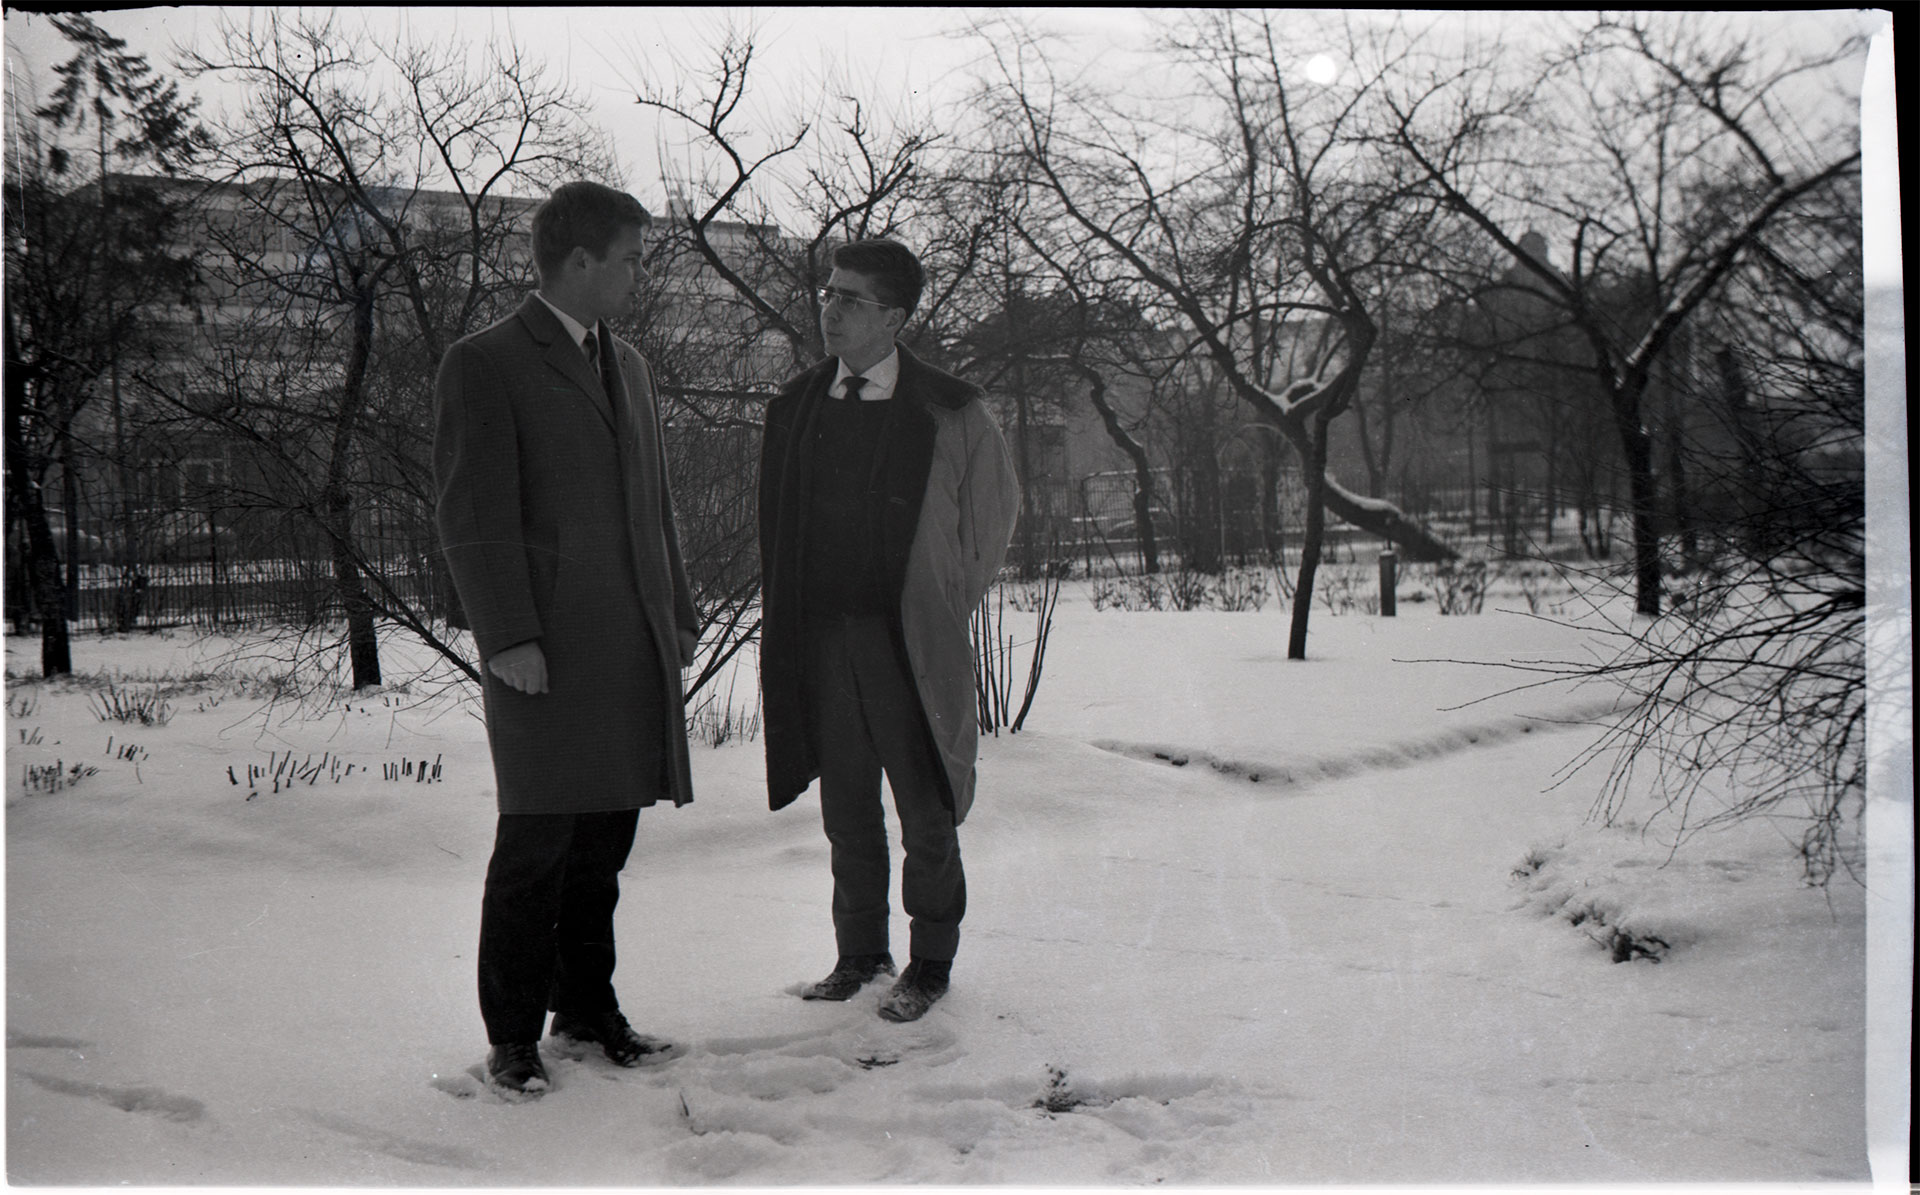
xmin=2 ymin=584 xmax=1893 ymax=1187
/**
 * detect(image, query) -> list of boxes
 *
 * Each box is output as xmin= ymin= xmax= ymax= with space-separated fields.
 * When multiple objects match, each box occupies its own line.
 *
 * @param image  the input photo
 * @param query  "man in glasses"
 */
xmin=758 ymin=239 xmax=1019 ymax=1022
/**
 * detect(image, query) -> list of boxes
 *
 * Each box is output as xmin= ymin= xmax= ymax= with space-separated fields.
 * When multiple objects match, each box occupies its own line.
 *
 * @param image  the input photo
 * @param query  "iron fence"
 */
xmin=7 ymin=462 xmax=1598 ymax=635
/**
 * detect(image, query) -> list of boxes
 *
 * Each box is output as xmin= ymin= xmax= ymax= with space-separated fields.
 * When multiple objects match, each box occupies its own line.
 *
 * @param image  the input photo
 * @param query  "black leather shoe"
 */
xmin=486 ymin=1041 xmax=550 ymax=1099
xmin=802 ymin=953 xmax=896 ymax=1001
xmin=877 ymin=959 xmax=950 ymax=1023
xmin=549 ymin=1009 xmax=675 ymax=1067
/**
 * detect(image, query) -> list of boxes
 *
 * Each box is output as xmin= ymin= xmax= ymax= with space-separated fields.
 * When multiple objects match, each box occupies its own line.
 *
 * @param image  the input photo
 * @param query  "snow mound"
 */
xmin=1089 ymin=697 xmax=1621 ymax=789
xmin=1509 ymin=819 xmax=1828 ymax=964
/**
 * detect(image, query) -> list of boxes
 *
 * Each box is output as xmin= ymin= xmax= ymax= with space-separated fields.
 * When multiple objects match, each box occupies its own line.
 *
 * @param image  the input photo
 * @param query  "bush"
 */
xmin=1090 ymin=566 xmax=1277 ymax=613
xmin=1432 ymin=560 xmax=1487 ymax=615
xmin=1211 ymin=568 xmax=1270 ymax=612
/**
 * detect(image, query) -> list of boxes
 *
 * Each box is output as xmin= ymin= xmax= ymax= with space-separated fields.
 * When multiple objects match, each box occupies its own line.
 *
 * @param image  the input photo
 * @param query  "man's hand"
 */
xmin=488 ymin=641 xmax=548 ymax=694
xmin=677 ymin=626 xmax=699 ymax=670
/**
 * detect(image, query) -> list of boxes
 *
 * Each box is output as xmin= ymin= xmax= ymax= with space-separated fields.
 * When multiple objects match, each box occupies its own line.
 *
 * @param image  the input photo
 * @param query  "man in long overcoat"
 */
xmin=758 ymin=239 xmax=1019 ymax=1023
xmin=434 ymin=181 xmax=698 ymax=1099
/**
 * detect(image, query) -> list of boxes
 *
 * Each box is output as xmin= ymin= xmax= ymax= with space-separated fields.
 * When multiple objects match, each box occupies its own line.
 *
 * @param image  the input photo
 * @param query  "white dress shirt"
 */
xmin=831 ymin=348 xmax=900 ymax=401
xmin=535 ymin=291 xmax=599 ymax=360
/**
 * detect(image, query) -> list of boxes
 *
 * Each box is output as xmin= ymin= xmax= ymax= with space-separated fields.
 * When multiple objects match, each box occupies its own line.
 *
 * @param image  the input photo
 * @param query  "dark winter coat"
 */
xmin=758 ymin=344 xmax=1020 ymax=823
xmin=433 ymin=295 xmax=698 ymax=814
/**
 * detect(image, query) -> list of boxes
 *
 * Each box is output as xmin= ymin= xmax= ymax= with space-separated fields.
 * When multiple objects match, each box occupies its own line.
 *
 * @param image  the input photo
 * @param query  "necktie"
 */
xmin=842 ymin=375 xmax=867 ymax=401
xmin=582 ymin=329 xmax=601 ymax=382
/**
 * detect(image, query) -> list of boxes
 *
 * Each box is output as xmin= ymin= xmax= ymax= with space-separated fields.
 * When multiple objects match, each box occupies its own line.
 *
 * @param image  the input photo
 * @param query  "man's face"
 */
xmin=820 ymin=267 xmax=903 ymax=371
xmin=575 ymin=224 xmax=648 ymax=325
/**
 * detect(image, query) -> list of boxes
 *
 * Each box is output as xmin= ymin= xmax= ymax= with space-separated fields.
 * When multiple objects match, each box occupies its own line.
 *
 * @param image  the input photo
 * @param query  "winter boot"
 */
xmin=802 ymin=953 xmax=896 ymax=1001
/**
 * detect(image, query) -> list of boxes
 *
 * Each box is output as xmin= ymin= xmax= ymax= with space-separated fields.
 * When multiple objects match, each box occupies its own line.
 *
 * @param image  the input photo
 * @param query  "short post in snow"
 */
xmin=1378 ymin=549 xmax=1397 ymax=617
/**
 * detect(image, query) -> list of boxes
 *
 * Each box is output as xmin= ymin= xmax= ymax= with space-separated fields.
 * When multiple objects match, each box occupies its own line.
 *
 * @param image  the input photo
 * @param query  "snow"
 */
xmin=2 ymin=585 xmax=1893 ymax=1189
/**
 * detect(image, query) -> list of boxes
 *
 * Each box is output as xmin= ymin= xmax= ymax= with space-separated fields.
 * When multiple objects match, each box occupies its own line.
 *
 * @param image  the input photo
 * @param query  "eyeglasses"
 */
xmin=817 ymin=285 xmax=895 ymax=311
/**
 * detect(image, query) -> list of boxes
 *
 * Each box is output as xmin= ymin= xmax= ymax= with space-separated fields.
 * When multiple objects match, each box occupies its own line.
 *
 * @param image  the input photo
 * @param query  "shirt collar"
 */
xmin=831 ymin=347 xmax=900 ymax=401
xmin=534 ymin=291 xmax=597 ymax=351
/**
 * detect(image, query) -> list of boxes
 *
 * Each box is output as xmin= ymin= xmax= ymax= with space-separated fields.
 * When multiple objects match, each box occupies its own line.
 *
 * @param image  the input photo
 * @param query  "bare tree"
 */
xmin=1383 ymin=11 xmax=1867 ymax=615
xmin=32 ymin=15 xmax=217 ymax=632
xmin=621 ymin=23 xmax=961 ymax=694
xmin=630 ymin=26 xmax=937 ymax=369
xmin=923 ymin=169 xmax=1131 ymax=576
xmin=1568 ymin=164 xmax=1867 ymax=881
xmin=4 ymin=18 xmax=209 ymax=670
xmin=974 ymin=10 xmax=1456 ymax=658
xmin=168 ymin=10 xmax=608 ymax=690
xmin=1399 ymin=14 xmax=1871 ymax=880
xmin=1350 ymin=283 xmax=1460 ymax=504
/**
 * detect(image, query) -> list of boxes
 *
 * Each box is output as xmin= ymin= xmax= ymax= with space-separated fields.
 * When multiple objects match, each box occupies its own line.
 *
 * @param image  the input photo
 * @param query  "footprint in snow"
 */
xmin=702 ymin=1024 xmax=841 ymax=1057
xmin=839 ymin=1019 xmax=962 ymax=1068
xmin=435 ymin=1037 xmax=689 ymax=1104
xmin=543 ymin=1033 xmax=686 ymax=1067
xmin=439 ymin=1062 xmax=550 ymax=1104
xmin=300 ymin=1109 xmax=485 ymax=1170
xmin=6 ymin=1032 xmax=90 ymax=1053
xmin=431 ymin=1068 xmax=487 ymax=1100
xmin=22 ymin=1072 xmax=206 ymax=1123
xmin=706 ymin=1013 xmax=960 ymax=1067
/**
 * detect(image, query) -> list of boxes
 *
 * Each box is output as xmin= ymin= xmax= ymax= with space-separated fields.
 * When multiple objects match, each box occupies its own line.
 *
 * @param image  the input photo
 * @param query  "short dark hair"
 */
xmin=831 ymin=239 xmax=925 ymax=315
xmin=531 ymin=181 xmax=652 ymax=281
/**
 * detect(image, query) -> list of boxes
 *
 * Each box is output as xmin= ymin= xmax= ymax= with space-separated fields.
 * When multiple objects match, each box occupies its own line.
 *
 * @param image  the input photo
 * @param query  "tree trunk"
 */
xmin=327 ymin=280 xmax=383 ymax=689
xmin=1259 ymin=438 xmax=1283 ymax=562
xmin=327 ymin=497 xmax=383 ymax=688
xmin=1485 ymin=403 xmax=1503 ymax=551
xmin=1610 ymin=383 xmax=1663 ymax=616
xmin=108 ymin=359 xmax=141 ymax=632
xmin=1186 ymin=398 xmax=1223 ymax=574
xmin=1466 ymin=420 xmax=1479 ymax=539
xmin=3 ymin=354 xmax=72 ymax=676
xmin=1663 ymin=382 xmax=1696 ymax=567
xmin=1012 ymin=377 xmax=1038 ymax=579
xmin=1714 ymin=347 xmax=1768 ymax=555
xmin=1543 ymin=415 xmax=1558 ymax=546
xmin=59 ymin=429 xmax=80 ymax=619
xmin=26 ymin=500 xmax=72 ymax=677
xmin=1355 ymin=393 xmax=1383 ymax=498
xmin=1287 ymin=411 xmax=1333 ymax=660
xmin=1079 ymin=366 xmax=1159 ymax=574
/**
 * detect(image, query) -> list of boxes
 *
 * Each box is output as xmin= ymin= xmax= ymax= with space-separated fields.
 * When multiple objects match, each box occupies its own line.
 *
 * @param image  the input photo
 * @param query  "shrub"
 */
xmin=1432 ymin=560 xmax=1487 ymax=615
xmin=1211 ymin=568 xmax=1270 ymax=612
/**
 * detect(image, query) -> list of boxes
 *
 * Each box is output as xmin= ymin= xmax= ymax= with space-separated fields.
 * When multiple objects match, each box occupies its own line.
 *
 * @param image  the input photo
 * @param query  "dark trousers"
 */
xmin=808 ymin=616 xmax=965 ymax=963
xmin=477 ymin=808 xmax=639 ymax=1044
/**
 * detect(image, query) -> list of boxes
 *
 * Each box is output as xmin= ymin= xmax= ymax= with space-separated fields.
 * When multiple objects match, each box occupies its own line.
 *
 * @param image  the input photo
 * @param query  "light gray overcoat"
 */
xmin=759 ymin=347 xmax=1019 ymax=822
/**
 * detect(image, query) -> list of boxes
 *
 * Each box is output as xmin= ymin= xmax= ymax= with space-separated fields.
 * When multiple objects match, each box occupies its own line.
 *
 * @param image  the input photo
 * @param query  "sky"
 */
xmin=2 ymin=7 xmax=1157 ymax=215
xmin=3 ymin=8 xmax=1896 ymax=287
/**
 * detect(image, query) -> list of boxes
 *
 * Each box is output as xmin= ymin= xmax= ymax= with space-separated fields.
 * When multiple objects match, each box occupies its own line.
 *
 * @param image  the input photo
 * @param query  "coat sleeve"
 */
xmin=433 ymin=338 xmax=543 ymax=657
xmin=756 ymin=392 xmax=796 ymax=598
xmin=636 ymin=350 xmax=700 ymax=646
xmin=955 ymin=400 xmax=1021 ymax=608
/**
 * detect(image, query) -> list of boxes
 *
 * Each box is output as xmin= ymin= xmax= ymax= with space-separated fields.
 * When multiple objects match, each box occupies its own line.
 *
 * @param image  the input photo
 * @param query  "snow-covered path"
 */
xmin=4 ymin=605 xmax=1871 ymax=1184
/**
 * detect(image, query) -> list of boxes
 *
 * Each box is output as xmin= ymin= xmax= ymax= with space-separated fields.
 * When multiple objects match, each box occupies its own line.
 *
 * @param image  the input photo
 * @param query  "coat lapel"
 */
xmin=517 ymin=295 xmax=617 ymax=432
